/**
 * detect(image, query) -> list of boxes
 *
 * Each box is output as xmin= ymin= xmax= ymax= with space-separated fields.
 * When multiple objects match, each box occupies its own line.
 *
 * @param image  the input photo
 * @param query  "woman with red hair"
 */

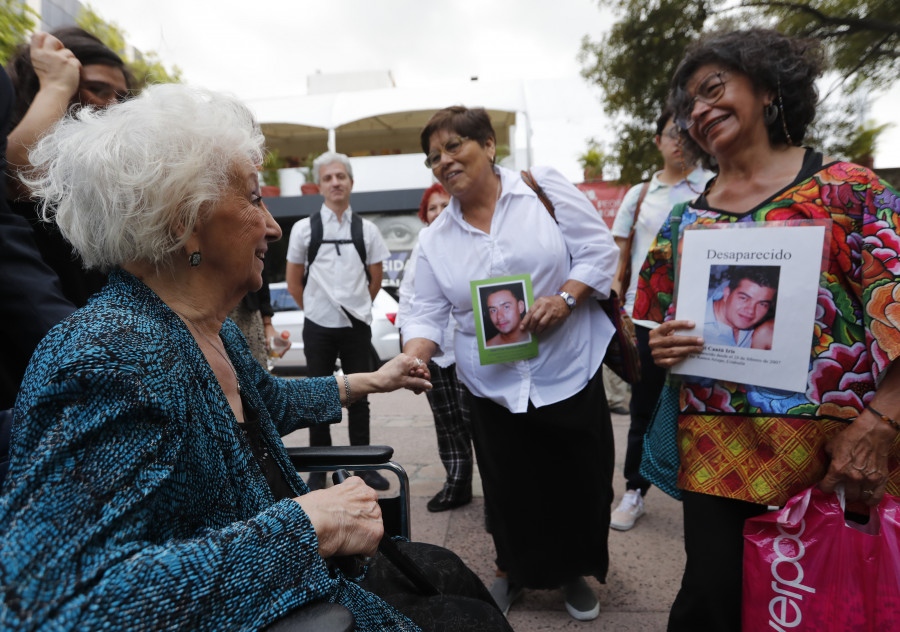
xmin=397 ymin=183 xmax=475 ymax=513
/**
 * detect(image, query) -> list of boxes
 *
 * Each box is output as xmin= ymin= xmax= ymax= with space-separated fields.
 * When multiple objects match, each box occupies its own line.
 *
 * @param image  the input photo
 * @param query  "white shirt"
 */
xmin=286 ymin=205 xmax=390 ymax=327
xmin=402 ymin=165 xmax=618 ymax=413
xmin=704 ymin=295 xmax=753 ymax=347
xmin=611 ymin=166 xmax=713 ymax=327
xmin=396 ymin=240 xmax=456 ymax=368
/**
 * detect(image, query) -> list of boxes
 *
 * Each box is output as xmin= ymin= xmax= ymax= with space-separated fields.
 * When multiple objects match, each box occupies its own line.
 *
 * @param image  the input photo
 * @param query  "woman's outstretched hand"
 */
xmin=648 ymin=320 xmax=704 ymax=368
xmin=297 ymin=476 xmax=384 ymax=558
xmin=374 ymin=353 xmax=432 ymax=393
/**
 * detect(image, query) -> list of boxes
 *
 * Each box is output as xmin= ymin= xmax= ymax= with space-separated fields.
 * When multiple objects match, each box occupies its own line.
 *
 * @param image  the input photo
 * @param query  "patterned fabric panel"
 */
xmin=678 ymin=413 xmax=900 ymax=506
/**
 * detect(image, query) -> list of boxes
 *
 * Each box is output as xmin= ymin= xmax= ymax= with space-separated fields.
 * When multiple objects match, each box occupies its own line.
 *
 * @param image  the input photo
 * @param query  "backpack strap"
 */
xmin=303 ymin=211 xmax=324 ymax=287
xmin=302 ymin=210 xmax=372 ymax=287
xmin=350 ymin=211 xmax=372 ymax=284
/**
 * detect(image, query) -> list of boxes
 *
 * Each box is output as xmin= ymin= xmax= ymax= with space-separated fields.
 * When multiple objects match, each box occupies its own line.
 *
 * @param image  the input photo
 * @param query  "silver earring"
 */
xmin=189 ymin=251 xmax=201 ymax=267
xmin=764 ymin=102 xmax=778 ymax=125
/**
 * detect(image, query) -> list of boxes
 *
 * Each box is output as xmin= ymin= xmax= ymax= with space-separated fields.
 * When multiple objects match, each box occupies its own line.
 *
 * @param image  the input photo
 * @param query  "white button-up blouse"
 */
xmin=401 ymin=165 xmax=619 ymax=413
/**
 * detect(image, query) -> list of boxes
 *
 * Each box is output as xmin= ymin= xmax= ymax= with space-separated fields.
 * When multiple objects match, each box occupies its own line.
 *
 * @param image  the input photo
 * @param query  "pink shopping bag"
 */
xmin=742 ymin=486 xmax=900 ymax=631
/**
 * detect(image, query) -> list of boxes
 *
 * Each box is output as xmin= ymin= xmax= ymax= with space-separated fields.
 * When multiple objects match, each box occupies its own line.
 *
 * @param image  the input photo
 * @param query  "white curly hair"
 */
xmin=23 ymin=83 xmax=265 ymax=271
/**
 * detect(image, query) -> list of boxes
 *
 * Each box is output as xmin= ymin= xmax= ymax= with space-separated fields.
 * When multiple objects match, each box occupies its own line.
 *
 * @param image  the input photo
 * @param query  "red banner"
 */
xmin=576 ymin=181 xmax=630 ymax=228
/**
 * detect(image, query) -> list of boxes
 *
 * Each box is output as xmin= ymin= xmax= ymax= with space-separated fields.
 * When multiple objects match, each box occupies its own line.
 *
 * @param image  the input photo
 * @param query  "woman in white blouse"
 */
xmin=402 ymin=106 xmax=619 ymax=621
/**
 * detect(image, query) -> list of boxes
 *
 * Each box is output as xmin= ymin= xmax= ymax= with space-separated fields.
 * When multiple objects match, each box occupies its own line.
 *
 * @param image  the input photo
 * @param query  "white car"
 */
xmin=268 ymin=281 xmax=401 ymax=373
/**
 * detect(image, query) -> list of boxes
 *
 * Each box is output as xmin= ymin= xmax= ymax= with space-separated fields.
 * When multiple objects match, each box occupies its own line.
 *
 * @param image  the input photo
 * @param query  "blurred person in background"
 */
xmin=6 ymin=27 xmax=130 ymax=307
xmin=285 ymin=152 xmax=392 ymax=491
xmin=397 ymin=183 xmax=475 ymax=513
xmin=0 ymin=64 xmax=73 ymax=410
xmin=608 ymin=106 xmax=712 ymax=531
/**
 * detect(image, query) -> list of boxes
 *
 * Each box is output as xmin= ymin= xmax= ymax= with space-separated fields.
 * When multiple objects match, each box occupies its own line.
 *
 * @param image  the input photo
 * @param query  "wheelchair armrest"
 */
xmin=286 ymin=445 xmax=394 ymax=469
xmin=263 ymin=602 xmax=353 ymax=632
xmin=286 ymin=444 xmax=410 ymax=539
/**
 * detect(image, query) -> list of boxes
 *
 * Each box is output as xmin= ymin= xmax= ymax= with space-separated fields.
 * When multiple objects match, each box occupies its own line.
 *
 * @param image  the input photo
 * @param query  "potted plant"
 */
xmin=260 ymin=149 xmax=286 ymax=197
xmin=300 ymin=151 xmax=322 ymax=195
xmin=578 ymin=138 xmax=607 ymax=183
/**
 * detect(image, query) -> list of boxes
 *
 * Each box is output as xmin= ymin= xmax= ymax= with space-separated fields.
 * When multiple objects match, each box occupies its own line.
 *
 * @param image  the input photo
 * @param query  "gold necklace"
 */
xmin=178 ymin=313 xmax=241 ymax=393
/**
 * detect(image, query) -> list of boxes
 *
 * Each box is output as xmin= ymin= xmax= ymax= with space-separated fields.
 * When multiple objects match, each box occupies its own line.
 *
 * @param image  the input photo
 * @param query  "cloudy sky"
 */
xmin=84 ymin=0 xmax=900 ymax=174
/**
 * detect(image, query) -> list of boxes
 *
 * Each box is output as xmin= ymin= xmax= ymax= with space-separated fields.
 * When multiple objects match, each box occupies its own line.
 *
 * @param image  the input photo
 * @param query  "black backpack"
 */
xmin=303 ymin=211 xmax=371 ymax=287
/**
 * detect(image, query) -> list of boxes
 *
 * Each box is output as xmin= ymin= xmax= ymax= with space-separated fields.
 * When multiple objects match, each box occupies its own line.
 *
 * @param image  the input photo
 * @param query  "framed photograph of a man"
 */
xmin=670 ymin=220 xmax=830 ymax=392
xmin=471 ymin=275 xmax=538 ymax=365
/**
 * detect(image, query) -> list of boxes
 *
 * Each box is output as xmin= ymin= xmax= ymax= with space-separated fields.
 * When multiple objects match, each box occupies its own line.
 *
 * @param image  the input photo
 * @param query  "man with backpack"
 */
xmin=286 ymin=152 xmax=391 ymax=491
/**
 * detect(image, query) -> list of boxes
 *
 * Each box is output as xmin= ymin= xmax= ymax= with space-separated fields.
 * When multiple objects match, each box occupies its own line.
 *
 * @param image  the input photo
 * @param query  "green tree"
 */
xmin=740 ymin=0 xmax=900 ymax=91
xmin=580 ymin=0 xmax=899 ymax=182
xmin=0 ymin=0 xmax=37 ymax=65
xmin=579 ymin=0 xmax=711 ymax=182
xmin=77 ymin=4 xmax=181 ymax=91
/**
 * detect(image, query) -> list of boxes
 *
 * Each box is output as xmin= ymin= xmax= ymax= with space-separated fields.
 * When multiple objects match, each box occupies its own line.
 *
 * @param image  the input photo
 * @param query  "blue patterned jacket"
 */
xmin=0 ymin=270 xmax=418 ymax=631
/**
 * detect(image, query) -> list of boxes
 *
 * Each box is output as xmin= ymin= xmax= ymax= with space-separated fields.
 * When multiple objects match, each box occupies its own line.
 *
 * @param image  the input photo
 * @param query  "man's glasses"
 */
xmin=424 ymin=136 xmax=469 ymax=169
xmin=674 ymin=71 xmax=728 ymax=130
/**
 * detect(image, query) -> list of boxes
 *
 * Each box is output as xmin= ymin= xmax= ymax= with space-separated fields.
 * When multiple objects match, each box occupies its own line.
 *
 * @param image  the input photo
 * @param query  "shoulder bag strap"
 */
xmin=618 ymin=180 xmax=651 ymax=288
xmin=520 ymin=169 xmax=557 ymax=222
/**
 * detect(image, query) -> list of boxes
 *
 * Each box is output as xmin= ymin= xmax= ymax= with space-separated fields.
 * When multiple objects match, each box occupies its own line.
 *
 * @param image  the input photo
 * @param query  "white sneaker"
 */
xmin=610 ymin=490 xmax=645 ymax=531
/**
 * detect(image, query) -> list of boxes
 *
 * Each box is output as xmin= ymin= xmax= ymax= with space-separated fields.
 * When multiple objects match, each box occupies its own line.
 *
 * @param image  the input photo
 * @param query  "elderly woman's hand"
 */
xmin=648 ymin=320 xmax=704 ymax=368
xmin=29 ymin=32 xmax=81 ymax=98
xmin=296 ymin=476 xmax=384 ymax=558
xmin=375 ymin=353 xmax=432 ymax=392
xmin=819 ymin=409 xmax=896 ymax=506
xmin=342 ymin=354 xmax=432 ymax=403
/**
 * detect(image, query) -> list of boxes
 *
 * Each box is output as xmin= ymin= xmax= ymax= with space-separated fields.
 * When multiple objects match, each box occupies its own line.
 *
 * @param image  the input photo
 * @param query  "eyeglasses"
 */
xmin=424 ymin=136 xmax=469 ymax=169
xmin=674 ymin=71 xmax=729 ymax=130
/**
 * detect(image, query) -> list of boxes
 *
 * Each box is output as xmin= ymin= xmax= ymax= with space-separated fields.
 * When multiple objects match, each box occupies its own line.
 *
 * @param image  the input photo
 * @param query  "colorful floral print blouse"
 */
xmin=635 ymin=150 xmax=900 ymax=505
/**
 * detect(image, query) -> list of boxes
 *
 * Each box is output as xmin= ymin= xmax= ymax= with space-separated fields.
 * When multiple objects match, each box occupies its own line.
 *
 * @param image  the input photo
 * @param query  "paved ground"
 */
xmin=283 ymin=386 xmax=685 ymax=631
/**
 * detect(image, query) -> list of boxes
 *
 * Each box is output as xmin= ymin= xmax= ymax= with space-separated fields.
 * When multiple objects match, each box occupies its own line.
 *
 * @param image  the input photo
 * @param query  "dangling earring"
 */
xmin=776 ymin=80 xmax=794 ymax=146
xmin=189 ymin=251 xmax=202 ymax=267
xmin=764 ymin=102 xmax=778 ymax=125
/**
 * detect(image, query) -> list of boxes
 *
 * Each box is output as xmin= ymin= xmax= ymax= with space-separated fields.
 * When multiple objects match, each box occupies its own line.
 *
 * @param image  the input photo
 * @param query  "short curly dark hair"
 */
xmin=668 ymin=29 xmax=824 ymax=165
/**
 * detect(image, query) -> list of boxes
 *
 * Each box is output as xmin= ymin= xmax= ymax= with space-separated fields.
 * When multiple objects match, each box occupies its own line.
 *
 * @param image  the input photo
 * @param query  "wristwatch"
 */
xmin=556 ymin=290 xmax=576 ymax=311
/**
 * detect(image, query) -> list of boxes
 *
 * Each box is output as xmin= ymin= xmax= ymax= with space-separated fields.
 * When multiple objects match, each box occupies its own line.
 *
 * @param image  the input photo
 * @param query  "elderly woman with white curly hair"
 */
xmin=0 ymin=84 xmax=511 ymax=632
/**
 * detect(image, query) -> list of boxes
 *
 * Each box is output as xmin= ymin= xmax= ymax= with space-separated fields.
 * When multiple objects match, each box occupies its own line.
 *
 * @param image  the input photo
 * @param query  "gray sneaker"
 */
xmin=489 ymin=576 xmax=523 ymax=616
xmin=562 ymin=577 xmax=599 ymax=621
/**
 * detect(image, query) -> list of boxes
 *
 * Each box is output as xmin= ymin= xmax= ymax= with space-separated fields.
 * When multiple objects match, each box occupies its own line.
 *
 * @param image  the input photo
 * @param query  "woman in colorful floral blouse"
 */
xmin=637 ymin=29 xmax=900 ymax=631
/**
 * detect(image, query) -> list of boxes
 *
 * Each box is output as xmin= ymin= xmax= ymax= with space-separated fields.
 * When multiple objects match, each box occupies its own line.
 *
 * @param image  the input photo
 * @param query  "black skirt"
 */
xmin=467 ymin=366 xmax=615 ymax=589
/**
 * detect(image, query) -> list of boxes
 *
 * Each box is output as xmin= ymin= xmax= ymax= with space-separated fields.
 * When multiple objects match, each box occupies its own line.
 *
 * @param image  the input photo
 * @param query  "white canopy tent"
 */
xmin=244 ymin=79 xmax=532 ymax=169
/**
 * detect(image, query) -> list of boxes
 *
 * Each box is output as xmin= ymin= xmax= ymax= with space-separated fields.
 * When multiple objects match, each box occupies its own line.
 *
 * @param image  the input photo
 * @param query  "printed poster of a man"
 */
xmin=704 ymin=265 xmax=779 ymax=350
